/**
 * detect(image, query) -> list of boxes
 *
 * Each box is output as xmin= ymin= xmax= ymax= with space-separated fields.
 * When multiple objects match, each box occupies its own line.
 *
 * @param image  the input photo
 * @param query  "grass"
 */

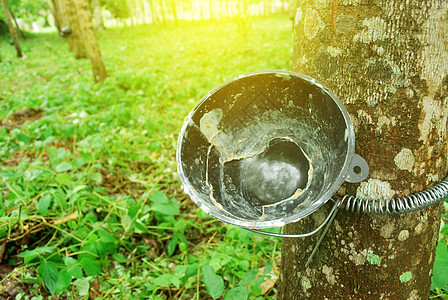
xmin=1 ymin=12 xmax=447 ymax=299
xmin=0 ymin=14 xmax=292 ymax=299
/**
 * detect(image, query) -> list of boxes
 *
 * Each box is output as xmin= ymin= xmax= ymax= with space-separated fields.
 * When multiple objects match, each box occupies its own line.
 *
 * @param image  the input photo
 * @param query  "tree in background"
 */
xmin=50 ymin=0 xmax=64 ymax=31
xmin=49 ymin=0 xmax=106 ymax=82
xmin=0 ymin=0 xmax=50 ymax=32
xmin=1 ymin=0 xmax=293 ymax=32
xmin=63 ymin=0 xmax=85 ymax=58
xmin=91 ymin=0 xmax=105 ymax=29
xmin=102 ymin=0 xmax=129 ymax=23
xmin=1 ymin=0 xmax=22 ymax=57
xmin=73 ymin=0 xmax=107 ymax=82
xmin=14 ymin=0 xmax=48 ymax=25
xmin=280 ymin=0 xmax=448 ymax=298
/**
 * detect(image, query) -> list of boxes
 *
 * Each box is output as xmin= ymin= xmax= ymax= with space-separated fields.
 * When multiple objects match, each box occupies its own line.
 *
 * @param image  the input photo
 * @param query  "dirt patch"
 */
xmin=101 ymin=167 xmax=146 ymax=197
xmin=100 ymin=160 xmax=175 ymax=197
xmin=1 ymin=108 xmax=44 ymax=128
xmin=1 ymin=139 xmax=75 ymax=169
xmin=1 ymin=150 xmax=33 ymax=168
xmin=0 ymin=264 xmax=25 ymax=299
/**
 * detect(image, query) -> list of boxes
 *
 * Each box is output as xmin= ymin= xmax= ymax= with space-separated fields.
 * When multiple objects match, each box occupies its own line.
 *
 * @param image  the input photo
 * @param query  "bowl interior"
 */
xmin=177 ymin=71 xmax=354 ymax=228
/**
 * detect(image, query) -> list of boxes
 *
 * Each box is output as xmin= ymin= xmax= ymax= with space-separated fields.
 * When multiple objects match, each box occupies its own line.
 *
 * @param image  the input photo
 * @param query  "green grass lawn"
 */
xmin=0 ymin=14 xmax=292 ymax=299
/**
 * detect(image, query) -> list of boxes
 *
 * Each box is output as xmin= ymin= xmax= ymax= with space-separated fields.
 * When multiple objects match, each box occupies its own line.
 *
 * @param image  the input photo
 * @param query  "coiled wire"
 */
xmin=340 ymin=175 xmax=448 ymax=214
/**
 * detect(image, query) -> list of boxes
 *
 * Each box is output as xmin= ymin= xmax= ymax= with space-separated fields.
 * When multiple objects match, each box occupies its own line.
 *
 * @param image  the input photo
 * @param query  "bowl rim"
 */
xmin=176 ymin=70 xmax=356 ymax=229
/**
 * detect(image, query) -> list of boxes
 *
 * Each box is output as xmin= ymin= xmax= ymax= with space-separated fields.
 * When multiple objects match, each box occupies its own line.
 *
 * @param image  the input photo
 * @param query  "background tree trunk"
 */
xmin=91 ymin=0 xmax=105 ymax=29
xmin=52 ymin=0 xmax=78 ymax=53
xmin=170 ymin=0 xmax=178 ymax=22
xmin=158 ymin=0 xmax=166 ymax=23
xmin=280 ymin=0 xmax=448 ymax=299
xmin=1 ymin=0 xmax=22 ymax=58
xmin=209 ymin=0 xmax=213 ymax=20
xmin=51 ymin=0 xmax=65 ymax=33
xmin=73 ymin=0 xmax=107 ymax=82
xmin=64 ymin=0 xmax=85 ymax=58
xmin=147 ymin=0 xmax=159 ymax=23
xmin=9 ymin=9 xmax=25 ymax=39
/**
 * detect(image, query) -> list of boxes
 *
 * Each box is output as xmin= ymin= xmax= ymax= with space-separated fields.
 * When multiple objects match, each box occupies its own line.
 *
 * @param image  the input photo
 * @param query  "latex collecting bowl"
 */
xmin=176 ymin=70 xmax=367 ymax=229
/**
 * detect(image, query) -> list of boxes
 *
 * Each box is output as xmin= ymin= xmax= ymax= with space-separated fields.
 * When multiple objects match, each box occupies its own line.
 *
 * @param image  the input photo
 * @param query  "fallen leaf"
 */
xmin=258 ymin=266 xmax=279 ymax=295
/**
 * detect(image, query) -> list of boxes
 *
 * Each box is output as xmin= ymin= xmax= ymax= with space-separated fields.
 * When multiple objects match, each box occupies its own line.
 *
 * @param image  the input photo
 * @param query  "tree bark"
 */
xmin=72 ymin=0 xmax=107 ymax=82
xmin=1 ymin=0 xmax=22 ymax=58
xmin=280 ymin=0 xmax=448 ymax=299
xmin=9 ymin=9 xmax=24 ymax=39
xmin=52 ymin=0 xmax=78 ymax=53
xmin=51 ymin=0 xmax=65 ymax=33
xmin=64 ymin=0 xmax=85 ymax=58
xmin=91 ymin=0 xmax=105 ymax=29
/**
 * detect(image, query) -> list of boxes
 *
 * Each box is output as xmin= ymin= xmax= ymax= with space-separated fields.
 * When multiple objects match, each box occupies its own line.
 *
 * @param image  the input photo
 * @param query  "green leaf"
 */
xmin=55 ymin=173 xmax=74 ymax=186
xmin=71 ymin=185 xmax=87 ymax=195
xmin=55 ymin=269 xmax=72 ymax=293
xmin=38 ymin=260 xmax=59 ymax=295
xmin=167 ymin=232 xmax=179 ymax=257
xmin=16 ymin=132 xmax=30 ymax=144
xmin=201 ymin=264 xmax=224 ymax=299
xmin=68 ymin=265 xmax=84 ymax=279
xmin=55 ymin=162 xmax=73 ymax=172
xmin=64 ymin=256 xmax=77 ymax=267
xmin=53 ymin=189 xmax=67 ymax=210
xmin=38 ymin=194 xmax=52 ymax=215
xmin=150 ymin=201 xmax=179 ymax=216
xmin=431 ymin=241 xmax=448 ymax=289
xmin=250 ymin=276 xmax=266 ymax=296
xmin=47 ymin=147 xmax=59 ymax=162
xmin=97 ymin=242 xmax=117 ymax=258
xmin=149 ymin=191 xmax=169 ymax=203
xmin=264 ymin=260 xmax=273 ymax=275
xmin=134 ymin=220 xmax=149 ymax=233
xmin=72 ymin=158 xmax=86 ymax=169
xmin=73 ymin=278 xmax=90 ymax=296
xmin=224 ymin=286 xmax=250 ymax=300
xmin=17 ymin=246 xmax=57 ymax=261
xmin=182 ymin=263 xmax=200 ymax=285
xmin=154 ymin=273 xmax=180 ymax=288
xmin=0 ymin=172 xmax=22 ymax=178
xmin=98 ymin=229 xmax=116 ymax=243
xmin=90 ymin=172 xmax=102 ymax=184
xmin=80 ymin=257 xmax=102 ymax=276
xmin=238 ymin=269 xmax=259 ymax=286
xmin=112 ymin=252 xmax=128 ymax=263
xmin=441 ymin=224 xmax=448 ymax=236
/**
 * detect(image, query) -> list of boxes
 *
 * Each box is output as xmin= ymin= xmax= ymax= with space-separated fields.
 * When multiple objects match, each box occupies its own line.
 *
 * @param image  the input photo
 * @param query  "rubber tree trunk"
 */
xmin=52 ymin=0 xmax=78 ymax=52
xmin=47 ymin=0 xmax=58 ymax=30
xmin=91 ymin=0 xmax=105 ymax=29
xmin=9 ymin=9 xmax=24 ymax=39
xmin=64 ymin=0 xmax=85 ymax=58
xmin=279 ymin=1 xmax=448 ymax=299
xmin=1 ymin=0 xmax=22 ymax=58
xmin=51 ymin=0 xmax=65 ymax=33
xmin=72 ymin=0 xmax=107 ymax=82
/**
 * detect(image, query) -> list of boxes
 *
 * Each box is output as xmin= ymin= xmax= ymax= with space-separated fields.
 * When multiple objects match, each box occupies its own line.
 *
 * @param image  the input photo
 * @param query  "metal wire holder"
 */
xmin=245 ymin=175 xmax=448 ymax=266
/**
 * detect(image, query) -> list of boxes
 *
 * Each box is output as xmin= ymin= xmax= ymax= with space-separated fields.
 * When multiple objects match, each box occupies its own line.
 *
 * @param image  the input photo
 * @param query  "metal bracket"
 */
xmin=243 ymin=175 xmax=448 ymax=266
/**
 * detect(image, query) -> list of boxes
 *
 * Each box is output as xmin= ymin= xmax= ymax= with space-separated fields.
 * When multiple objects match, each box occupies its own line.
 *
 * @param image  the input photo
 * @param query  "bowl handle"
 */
xmin=345 ymin=154 xmax=369 ymax=183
